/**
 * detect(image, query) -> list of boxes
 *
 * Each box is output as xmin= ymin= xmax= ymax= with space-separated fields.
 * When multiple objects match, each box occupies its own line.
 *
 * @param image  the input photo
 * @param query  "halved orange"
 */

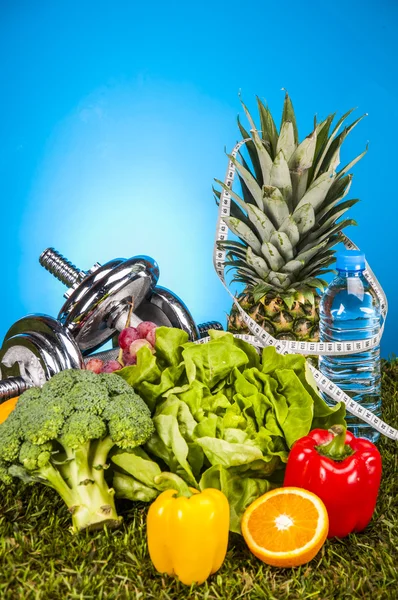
xmin=241 ymin=487 xmax=329 ymax=568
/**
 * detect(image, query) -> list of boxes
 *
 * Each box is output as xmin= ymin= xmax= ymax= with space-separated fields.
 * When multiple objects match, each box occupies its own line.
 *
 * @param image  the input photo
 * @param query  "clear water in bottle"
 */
xmin=319 ymin=250 xmax=382 ymax=443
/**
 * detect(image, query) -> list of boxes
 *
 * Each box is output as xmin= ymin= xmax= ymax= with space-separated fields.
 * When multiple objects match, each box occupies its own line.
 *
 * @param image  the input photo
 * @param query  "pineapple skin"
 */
xmin=227 ymin=289 xmax=320 ymax=343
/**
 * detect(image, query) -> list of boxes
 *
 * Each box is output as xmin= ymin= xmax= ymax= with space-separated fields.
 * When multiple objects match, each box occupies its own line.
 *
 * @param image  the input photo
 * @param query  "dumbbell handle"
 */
xmin=197 ymin=321 xmax=224 ymax=338
xmin=40 ymin=248 xmax=224 ymax=337
xmin=39 ymin=248 xmax=85 ymax=288
xmin=0 ymin=376 xmax=32 ymax=402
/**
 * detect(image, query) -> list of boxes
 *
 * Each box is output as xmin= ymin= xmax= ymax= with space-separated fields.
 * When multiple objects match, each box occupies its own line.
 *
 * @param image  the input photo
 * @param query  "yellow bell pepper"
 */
xmin=147 ymin=485 xmax=229 ymax=586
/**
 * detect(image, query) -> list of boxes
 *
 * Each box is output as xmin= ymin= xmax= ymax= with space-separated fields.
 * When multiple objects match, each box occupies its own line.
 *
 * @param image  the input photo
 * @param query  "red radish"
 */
xmin=146 ymin=327 xmax=157 ymax=346
xmin=101 ymin=360 xmax=123 ymax=373
xmin=137 ymin=321 xmax=157 ymax=339
xmin=118 ymin=326 xmax=140 ymax=350
xmin=86 ymin=358 xmax=104 ymax=374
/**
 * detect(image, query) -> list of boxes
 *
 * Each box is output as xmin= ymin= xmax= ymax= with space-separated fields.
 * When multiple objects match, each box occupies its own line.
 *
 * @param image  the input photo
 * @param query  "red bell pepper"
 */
xmin=283 ymin=425 xmax=382 ymax=538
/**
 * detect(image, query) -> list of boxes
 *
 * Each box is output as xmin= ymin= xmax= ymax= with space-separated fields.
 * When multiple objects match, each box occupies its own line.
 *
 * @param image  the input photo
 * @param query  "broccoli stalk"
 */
xmin=0 ymin=370 xmax=154 ymax=533
xmin=60 ymin=440 xmax=121 ymax=532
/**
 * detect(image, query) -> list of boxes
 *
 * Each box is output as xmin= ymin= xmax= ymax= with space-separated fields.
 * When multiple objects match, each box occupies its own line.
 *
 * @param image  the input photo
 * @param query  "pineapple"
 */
xmin=216 ymin=93 xmax=367 ymax=342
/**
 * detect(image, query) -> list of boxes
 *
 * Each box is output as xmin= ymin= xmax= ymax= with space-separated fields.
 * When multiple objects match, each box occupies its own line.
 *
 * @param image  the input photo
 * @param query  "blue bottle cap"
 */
xmin=336 ymin=250 xmax=366 ymax=271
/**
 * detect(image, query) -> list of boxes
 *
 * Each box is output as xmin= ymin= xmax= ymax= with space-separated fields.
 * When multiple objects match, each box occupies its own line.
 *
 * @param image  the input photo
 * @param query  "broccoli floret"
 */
xmin=0 ymin=413 xmax=23 ymax=462
xmin=42 ymin=369 xmax=109 ymax=415
xmin=103 ymin=392 xmax=154 ymax=449
xmin=17 ymin=394 xmax=66 ymax=445
xmin=0 ymin=460 xmax=13 ymax=485
xmin=19 ymin=440 xmax=53 ymax=471
xmin=60 ymin=413 xmax=107 ymax=450
xmin=0 ymin=369 xmax=154 ymax=533
xmin=98 ymin=372 xmax=133 ymax=396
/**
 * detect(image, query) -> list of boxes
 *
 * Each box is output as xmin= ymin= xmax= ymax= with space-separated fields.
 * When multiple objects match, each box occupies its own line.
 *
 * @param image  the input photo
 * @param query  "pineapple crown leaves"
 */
xmin=215 ymin=91 xmax=367 ymax=296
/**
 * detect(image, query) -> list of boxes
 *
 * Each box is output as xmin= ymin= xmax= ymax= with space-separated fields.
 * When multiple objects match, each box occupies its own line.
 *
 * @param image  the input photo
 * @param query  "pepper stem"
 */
xmin=154 ymin=473 xmax=194 ymax=498
xmin=316 ymin=425 xmax=354 ymax=461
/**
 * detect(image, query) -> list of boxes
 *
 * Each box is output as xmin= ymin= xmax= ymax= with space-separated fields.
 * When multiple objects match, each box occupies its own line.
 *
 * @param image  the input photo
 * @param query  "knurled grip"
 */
xmin=39 ymin=248 xmax=82 ymax=288
xmin=0 ymin=376 xmax=31 ymax=402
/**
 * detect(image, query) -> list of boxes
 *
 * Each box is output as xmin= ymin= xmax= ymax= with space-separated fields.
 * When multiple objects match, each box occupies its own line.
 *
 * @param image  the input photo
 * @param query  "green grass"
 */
xmin=0 ymin=361 xmax=397 ymax=600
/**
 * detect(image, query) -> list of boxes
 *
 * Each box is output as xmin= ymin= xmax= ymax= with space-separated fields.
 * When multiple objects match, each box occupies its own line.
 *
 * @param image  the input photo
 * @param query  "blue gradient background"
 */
xmin=1 ymin=0 xmax=397 ymax=356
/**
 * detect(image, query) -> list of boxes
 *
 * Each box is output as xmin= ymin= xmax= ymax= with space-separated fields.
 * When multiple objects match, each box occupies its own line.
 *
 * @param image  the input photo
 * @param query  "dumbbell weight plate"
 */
xmin=59 ymin=256 xmax=160 ymax=355
xmin=135 ymin=286 xmax=200 ymax=339
xmin=0 ymin=314 xmax=84 ymax=386
xmin=110 ymin=285 xmax=200 ymax=349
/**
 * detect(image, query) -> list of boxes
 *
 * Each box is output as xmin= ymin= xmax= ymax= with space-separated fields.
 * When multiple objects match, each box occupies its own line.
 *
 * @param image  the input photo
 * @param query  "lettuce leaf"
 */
xmin=116 ymin=327 xmax=346 ymax=532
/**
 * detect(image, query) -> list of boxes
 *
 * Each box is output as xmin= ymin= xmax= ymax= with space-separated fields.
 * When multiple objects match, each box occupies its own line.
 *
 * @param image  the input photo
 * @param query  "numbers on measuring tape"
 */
xmin=211 ymin=137 xmax=397 ymax=441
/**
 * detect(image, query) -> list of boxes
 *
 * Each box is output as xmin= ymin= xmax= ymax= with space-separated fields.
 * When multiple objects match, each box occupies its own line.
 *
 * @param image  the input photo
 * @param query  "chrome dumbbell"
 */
xmin=39 ymin=248 xmax=205 ymax=355
xmin=0 ymin=314 xmax=84 ymax=403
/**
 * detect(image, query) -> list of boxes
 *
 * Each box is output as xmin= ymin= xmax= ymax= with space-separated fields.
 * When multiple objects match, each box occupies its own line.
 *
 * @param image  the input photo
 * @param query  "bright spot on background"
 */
xmin=20 ymin=79 xmax=237 ymax=330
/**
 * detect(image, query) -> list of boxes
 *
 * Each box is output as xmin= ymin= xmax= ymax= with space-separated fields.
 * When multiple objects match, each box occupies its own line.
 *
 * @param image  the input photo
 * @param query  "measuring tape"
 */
xmin=212 ymin=138 xmax=397 ymax=441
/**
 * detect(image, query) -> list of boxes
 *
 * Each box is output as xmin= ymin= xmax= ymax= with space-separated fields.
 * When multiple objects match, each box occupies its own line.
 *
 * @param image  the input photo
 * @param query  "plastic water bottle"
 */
xmin=319 ymin=250 xmax=382 ymax=443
